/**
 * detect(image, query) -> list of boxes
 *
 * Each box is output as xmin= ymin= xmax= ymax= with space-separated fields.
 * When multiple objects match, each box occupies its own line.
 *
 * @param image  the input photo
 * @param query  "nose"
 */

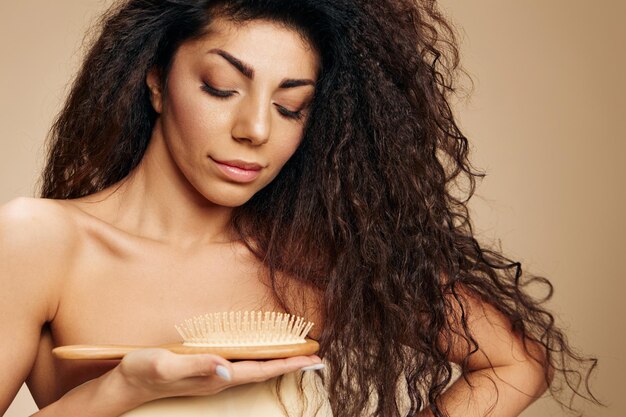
xmin=231 ymin=94 xmax=271 ymax=146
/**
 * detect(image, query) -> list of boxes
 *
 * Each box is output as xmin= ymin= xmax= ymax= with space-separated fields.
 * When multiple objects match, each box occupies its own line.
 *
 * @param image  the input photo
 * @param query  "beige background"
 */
xmin=1 ymin=1 xmax=623 ymax=416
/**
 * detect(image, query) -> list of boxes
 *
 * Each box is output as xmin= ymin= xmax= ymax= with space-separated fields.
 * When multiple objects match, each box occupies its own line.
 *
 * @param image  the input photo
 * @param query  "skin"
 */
xmin=0 ymin=17 xmax=324 ymax=415
xmin=0 ymin=16 xmax=550 ymax=417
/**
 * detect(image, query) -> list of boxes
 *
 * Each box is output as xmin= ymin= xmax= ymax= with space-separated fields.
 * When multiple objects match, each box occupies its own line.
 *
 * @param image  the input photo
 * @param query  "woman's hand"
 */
xmin=31 ymin=348 xmax=324 ymax=416
xmin=116 ymin=348 xmax=323 ymax=404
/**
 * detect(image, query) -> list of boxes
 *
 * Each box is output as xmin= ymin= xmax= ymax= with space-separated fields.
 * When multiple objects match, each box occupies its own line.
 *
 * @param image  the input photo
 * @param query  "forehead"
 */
xmin=175 ymin=17 xmax=320 ymax=79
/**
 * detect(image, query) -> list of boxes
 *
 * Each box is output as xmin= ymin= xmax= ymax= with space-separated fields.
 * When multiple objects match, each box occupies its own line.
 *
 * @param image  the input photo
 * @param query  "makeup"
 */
xmin=211 ymin=157 xmax=263 ymax=183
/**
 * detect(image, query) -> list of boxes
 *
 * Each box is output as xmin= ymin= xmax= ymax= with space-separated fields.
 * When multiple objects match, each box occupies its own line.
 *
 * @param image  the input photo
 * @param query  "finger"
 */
xmin=167 ymin=352 xmax=233 ymax=381
xmin=230 ymin=355 xmax=322 ymax=384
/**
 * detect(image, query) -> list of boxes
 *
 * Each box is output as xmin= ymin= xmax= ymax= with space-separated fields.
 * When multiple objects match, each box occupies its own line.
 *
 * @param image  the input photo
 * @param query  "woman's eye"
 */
xmin=202 ymin=82 xmax=235 ymax=99
xmin=203 ymin=82 xmax=304 ymax=121
xmin=276 ymin=105 xmax=304 ymax=121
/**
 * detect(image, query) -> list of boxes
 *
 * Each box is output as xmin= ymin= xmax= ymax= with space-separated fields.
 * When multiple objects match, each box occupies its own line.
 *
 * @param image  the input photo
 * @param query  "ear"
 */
xmin=146 ymin=67 xmax=163 ymax=114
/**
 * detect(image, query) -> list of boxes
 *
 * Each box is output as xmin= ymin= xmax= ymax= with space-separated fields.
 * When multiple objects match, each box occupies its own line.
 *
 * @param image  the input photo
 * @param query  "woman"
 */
xmin=0 ymin=0 xmax=600 ymax=416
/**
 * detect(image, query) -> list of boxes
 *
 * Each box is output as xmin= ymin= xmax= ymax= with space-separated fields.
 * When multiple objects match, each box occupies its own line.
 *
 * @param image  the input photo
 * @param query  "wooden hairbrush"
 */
xmin=53 ymin=311 xmax=319 ymax=360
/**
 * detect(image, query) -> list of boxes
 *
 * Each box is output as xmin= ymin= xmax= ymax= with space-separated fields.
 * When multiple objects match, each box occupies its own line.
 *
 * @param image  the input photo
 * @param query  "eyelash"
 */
xmin=202 ymin=82 xmax=304 ymax=121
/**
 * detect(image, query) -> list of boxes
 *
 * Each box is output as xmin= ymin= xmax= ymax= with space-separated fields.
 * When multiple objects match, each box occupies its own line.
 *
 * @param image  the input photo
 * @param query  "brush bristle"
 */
xmin=174 ymin=311 xmax=315 ymax=347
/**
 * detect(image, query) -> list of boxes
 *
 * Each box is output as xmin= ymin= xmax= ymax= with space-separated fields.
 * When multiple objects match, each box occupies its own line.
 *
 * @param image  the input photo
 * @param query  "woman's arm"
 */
xmin=0 ymin=198 xmax=72 ymax=414
xmin=30 ymin=367 xmax=143 ymax=417
xmin=32 ymin=348 xmax=322 ymax=416
xmin=418 ymin=285 xmax=553 ymax=417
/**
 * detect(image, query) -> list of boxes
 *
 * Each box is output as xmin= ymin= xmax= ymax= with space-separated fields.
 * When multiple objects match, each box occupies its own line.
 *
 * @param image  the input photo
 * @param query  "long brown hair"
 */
xmin=40 ymin=0 xmax=602 ymax=416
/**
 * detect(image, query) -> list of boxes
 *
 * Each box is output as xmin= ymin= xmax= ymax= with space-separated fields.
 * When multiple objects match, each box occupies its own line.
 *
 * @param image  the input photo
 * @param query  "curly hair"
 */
xmin=39 ymin=0 xmax=602 ymax=416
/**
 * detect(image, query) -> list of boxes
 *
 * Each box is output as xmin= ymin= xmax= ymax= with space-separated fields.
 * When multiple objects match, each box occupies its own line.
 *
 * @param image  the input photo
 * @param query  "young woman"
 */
xmin=0 ymin=0 xmax=601 ymax=416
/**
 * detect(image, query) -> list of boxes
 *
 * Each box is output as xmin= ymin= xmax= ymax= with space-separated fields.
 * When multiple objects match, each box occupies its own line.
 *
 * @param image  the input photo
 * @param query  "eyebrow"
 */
xmin=208 ymin=48 xmax=316 ymax=89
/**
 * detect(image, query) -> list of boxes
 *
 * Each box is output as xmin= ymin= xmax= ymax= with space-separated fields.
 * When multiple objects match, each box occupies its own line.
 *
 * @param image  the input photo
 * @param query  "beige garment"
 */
xmin=120 ymin=371 xmax=332 ymax=417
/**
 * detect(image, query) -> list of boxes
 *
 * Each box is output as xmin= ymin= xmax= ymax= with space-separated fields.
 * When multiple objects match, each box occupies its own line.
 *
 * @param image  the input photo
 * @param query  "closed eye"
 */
xmin=275 ymin=105 xmax=304 ymax=121
xmin=202 ymin=82 xmax=235 ymax=98
xmin=201 ymin=82 xmax=305 ymax=121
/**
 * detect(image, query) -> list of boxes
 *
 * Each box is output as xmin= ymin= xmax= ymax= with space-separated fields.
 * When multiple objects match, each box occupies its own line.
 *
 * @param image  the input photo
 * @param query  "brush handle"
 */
xmin=53 ymin=339 xmax=320 ymax=360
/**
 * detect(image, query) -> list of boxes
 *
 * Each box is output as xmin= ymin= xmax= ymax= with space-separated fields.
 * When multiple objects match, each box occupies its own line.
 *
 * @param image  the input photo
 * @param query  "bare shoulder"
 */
xmin=0 ymin=197 xmax=83 ymax=412
xmin=0 ymin=197 xmax=81 ymax=312
xmin=0 ymin=196 xmax=80 ymax=253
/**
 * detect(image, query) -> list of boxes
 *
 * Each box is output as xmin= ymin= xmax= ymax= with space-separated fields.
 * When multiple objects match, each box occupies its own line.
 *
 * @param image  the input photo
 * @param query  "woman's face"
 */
xmin=147 ymin=17 xmax=319 ymax=207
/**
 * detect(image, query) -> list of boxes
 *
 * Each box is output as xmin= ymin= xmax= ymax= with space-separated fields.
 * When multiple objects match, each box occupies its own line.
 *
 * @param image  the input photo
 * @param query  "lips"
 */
xmin=210 ymin=157 xmax=264 ymax=183
xmin=213 ymin=159 xmax=263 ymax=171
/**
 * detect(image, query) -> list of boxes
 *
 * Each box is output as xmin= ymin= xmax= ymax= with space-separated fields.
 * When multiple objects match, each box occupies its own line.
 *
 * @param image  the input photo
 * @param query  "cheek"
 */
xmin=274 ymin=132 xmax=303 ymax=164
xmin=265 ymin=132 xmax=304 ymax=180
xmin=164 ymin=88 xmax=227 ymax=154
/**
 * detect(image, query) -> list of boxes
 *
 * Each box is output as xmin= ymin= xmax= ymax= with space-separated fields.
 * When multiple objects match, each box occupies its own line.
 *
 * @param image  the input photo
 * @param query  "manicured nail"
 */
xmin=300 ymin=363 xmax=325 ymax=372
xmin=215 ymin=365 xmax=232 ymax=381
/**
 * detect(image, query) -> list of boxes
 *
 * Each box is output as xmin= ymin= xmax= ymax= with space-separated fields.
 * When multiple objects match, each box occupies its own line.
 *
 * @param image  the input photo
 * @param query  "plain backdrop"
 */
xmin=1 ymin=1 xmax=624 ymax=416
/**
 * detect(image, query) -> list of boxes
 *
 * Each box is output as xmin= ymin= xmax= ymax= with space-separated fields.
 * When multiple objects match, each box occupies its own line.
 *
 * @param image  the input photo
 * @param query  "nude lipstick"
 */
xmin=211 ymin=157 xmax=263 ymax=183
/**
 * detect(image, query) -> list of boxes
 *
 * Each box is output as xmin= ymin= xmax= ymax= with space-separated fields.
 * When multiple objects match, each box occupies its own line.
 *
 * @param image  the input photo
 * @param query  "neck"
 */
xmin=84 ymin=120 xmax=237 ymax=249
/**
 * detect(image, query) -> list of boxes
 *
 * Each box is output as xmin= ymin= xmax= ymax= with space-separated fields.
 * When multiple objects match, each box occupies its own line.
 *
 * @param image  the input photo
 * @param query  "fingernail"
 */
xmin=300 ymin=363 xmax=325 ymax=372
xmin=215 ymin=365 xmax=232 ymax=381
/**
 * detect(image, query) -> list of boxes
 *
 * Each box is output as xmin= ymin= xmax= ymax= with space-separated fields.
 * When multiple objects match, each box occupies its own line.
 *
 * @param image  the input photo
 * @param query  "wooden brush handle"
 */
xmin=53 ymin=338 xmax=319 ymax=360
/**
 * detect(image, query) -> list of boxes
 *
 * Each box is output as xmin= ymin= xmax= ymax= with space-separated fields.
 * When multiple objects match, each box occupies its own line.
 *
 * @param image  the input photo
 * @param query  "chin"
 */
xmin=202 ymin=187 xmax=257 ymax=208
